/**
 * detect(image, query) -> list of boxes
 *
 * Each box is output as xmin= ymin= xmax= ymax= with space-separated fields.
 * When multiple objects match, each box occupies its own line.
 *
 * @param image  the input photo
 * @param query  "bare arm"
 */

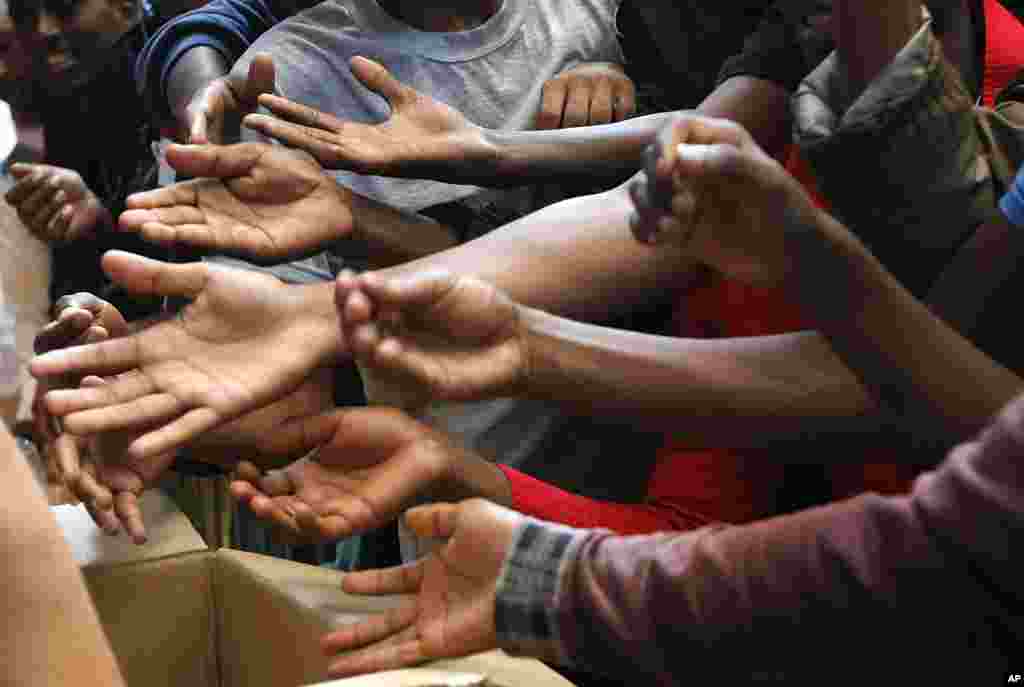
xmin=0 ymin=426 xmax=125 ymax=687
xmin=519 ymin=311 xmax=871 ymax=446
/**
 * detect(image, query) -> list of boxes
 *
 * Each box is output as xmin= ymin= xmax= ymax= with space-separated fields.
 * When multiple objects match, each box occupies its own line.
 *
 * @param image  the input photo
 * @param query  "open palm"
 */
xmin=119 ymin=142 xmax=354 ymax=263
xmin=339 ymin=271 xmax=529 ymax=406
xmin=231 ymin=407 xmax=455 ymax=542
xmin=31 ymin=251 xmax=342 ymax=460
xmin=244 ymin=56 xmax=491 ymax=180
xmin=321 ymin=499 xmax=518 ymax=677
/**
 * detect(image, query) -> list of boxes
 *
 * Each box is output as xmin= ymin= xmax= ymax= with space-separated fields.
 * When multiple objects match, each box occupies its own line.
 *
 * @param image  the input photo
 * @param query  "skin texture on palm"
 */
xmin=30 ymin=251 xmax=342 ymax=461
xmin=119 ymin=142 xmax=355 ymax=263
xmin=229 ymin=407 xmax=511 ymax=544
xmin=322 ymin=499 xmax=515 ymax=678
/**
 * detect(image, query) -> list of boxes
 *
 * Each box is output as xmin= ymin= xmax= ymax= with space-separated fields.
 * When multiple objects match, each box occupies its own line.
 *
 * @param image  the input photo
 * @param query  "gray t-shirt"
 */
xmin=220 ymin=0 xmax=661 ymax=500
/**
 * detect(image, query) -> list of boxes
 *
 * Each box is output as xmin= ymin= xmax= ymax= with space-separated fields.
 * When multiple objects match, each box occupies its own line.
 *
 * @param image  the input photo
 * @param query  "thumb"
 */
xmin=674 ymin=142 xmax=753 ymax=184
xmin=243 ymin=53 xmax=276 ymax=103
xmin=164 ymin=142 xmax=264 ymax=179
xmin=404 ymin=502 xmax=459 ymax=540
xmin=101 ymin=250 xmax=210 ymax=298
xmin=350 ymin=56 xmax=415 ymax=107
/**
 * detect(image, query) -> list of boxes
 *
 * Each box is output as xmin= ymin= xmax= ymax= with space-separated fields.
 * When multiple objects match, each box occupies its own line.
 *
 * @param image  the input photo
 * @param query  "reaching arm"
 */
xmin=0 ymin=425 xmax=125 ymax=687
xmin=245 ymin=56 xmax=793 ymax=185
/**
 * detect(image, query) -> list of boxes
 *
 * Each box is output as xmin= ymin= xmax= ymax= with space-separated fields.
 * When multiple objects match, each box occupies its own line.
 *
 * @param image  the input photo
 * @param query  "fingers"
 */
xmin=341 ymin=560 xmax=425 ymax=596
xmin=189 ymin=108 xmax=210 ymax=146
xmin=324 ymin=618 xmax=425 ymax=678
xmin=114 ymin=491 xmax=147 ymax=544
xmin=589 ymin=75 xmax=615 ymax=126
xmin=562 ymin=80 xmax=592 ymax=129
xmin=242 ymin=114 xmax=345 ymax=169
xmin=242 ymin=52 xmax=276 ymax=104
xmin=404 ymin=502 xmax=459 ymax=541
xmin=254 ymin=92 xmax=345 ymax=132
xmin=124 ymin=181 xmax=201 ymax=212
xmin=34 ymin=308 xmax=95 ymax=354
xmin=536 ymin=78 xmax=567 ymax=130
xmin=126 ymin=406 xmax=223 ymax=460
xmin=355 ymin=270 xmax=458 ymax=314
xmin=31 ymin=334 xmax=143 ymax=378
xmin=100 ymin=250 xmax=210 ymax=299
xmin=613 ymin=79 xmax=637 ymax=122
xmin=349 ymin=56 xmax=416 ymax=109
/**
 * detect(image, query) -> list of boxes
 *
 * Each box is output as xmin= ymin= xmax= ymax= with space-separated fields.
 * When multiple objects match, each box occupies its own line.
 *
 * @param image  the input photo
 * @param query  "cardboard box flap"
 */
xmin=216 ymin=551 xmax=574 ymax=687
xmin=84 ymin=551 xmax=219 ymax=687
xmin=311 ymin=670 xmax=488 ymax=687
xmin=54 ymin=489 xmax=207 ymax=568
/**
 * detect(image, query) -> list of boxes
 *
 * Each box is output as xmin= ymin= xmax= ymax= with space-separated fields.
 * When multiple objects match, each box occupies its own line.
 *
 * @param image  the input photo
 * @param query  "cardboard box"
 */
xmin=55 ymin=491 xmax=574 ymax=687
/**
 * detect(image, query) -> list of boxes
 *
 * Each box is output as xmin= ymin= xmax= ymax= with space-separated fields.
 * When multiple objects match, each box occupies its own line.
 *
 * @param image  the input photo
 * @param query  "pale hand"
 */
xmin=321 ymin=499 xmax=521 ymax=677
xmin=119 ymin=142 xmax=354 ymax=264
xmin=183 ymin=53 xmax=276 ymax=145
xmin=6 ymin=164 xmax=110 ymax=243
xmin=30 ymin=251 xmax=342 ymax=460
xmin=230 ymin=407 xmax=456 ymax=543
xmin=244 ymin=56 xmax=492 ymax=179
xmin=536 ymin=61 xmax=637 ymax=129
xmin=336 ymin=270 xmax=529 ymax=406
xmin=630 ymin=113 xmax=821 ymax=286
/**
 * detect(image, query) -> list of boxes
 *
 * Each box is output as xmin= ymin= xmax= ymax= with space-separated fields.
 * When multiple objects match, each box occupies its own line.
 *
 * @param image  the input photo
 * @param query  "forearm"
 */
xmin=0 ymin=428 xmax=125 ymax=687
xmin=347 ymin=193 xmax=459 ymax=268
xmin=165 ymin=46 xmax=230 ymax=125
xmin=453 ymin=76 xmax=792 ymax=187
xmin=501 ymin=398 xmax=1022 ymax=680
xmin=519 ymin=307 xmax=873 ymax=447
xmin=378 ymin=178 xmax=696 ymax=321
xmin=784 ymin=210 xmax=1023 ymax=438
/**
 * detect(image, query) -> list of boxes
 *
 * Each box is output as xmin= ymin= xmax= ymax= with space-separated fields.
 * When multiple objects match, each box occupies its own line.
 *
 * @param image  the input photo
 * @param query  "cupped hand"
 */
xmin=119 ymin=142 xmax=354 ymax=264
xmin=6 ymin=164 xmax=110 ymax=243
xmin=336 ymin=270 xmax=529 ymax=407
xmin=321 ymin=498 xmax=521 ymax=677
xmin=230 ymin=407 xmax=458 ymax=543
xmin=630 ymin=113 xmax=822 ymax=286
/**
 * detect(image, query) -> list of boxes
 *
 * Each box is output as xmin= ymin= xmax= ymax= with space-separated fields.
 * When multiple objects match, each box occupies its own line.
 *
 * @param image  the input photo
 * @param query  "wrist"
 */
xmin=436 ymin=441 xmax=514 ymax=507
xmin=515 ymin=305 xmax=559 ymax=399
xmin=291 ymin=280 xmax=346 ymax=365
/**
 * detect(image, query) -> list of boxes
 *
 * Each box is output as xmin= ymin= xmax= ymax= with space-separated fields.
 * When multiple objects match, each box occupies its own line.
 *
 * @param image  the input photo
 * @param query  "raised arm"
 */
xmin=0 ymin=425 xmax=125 ymax=687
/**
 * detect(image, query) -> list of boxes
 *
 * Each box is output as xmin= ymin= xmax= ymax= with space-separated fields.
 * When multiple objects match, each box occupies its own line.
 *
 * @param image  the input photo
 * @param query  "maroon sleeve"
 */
xmin=553 ymin=395 xmax=1024 ymax=682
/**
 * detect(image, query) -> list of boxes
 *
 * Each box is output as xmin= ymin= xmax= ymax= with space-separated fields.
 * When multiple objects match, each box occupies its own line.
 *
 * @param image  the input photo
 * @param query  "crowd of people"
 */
xmin=0 ymin=0 xmax=1022 ymax=684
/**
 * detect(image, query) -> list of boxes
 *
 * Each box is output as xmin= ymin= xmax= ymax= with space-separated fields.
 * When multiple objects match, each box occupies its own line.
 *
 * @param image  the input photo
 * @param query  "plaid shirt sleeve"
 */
xmin=493 ymin=519 xmax=593 ymax=668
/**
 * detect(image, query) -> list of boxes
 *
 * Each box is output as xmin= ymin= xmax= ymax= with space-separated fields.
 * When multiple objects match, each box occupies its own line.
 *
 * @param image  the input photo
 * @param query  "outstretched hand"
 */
xmin=321 ymin=499 xmax=521 ymax=677
xmin=630 ymin=113 xmax=822 ymax=286
xmin=244 ymin=56 xmax=493 ymax=179
xmin=30 ymin=251 xmax=343 ymax=461
xmin=230 ymin=407 xmax=467 ymax=543
xmin=6 ymin=164 xmax=111 ymax=243
xmin=336 ymin=270 xmax=529 ymax=407
xmin=119 ymin=142 xmax=354 ymax=263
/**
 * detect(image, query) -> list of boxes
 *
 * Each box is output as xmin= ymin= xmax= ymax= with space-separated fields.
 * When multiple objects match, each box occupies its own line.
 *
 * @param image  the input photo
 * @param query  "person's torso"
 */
xmin=233 ymin=0 xmax=624 ymax=211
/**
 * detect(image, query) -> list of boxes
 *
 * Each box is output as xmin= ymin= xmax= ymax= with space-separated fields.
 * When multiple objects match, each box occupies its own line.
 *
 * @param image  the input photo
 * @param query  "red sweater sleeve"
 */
xmin=496 ymin=465 xmax=711 ymax=535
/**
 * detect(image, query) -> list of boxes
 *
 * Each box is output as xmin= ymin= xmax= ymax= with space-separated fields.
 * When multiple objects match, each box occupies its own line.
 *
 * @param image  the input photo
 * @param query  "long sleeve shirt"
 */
xmin=494 ymin=389 xmax=1024 ymax=684
xmin=135 ymin=0 xmax=314 ymax=119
